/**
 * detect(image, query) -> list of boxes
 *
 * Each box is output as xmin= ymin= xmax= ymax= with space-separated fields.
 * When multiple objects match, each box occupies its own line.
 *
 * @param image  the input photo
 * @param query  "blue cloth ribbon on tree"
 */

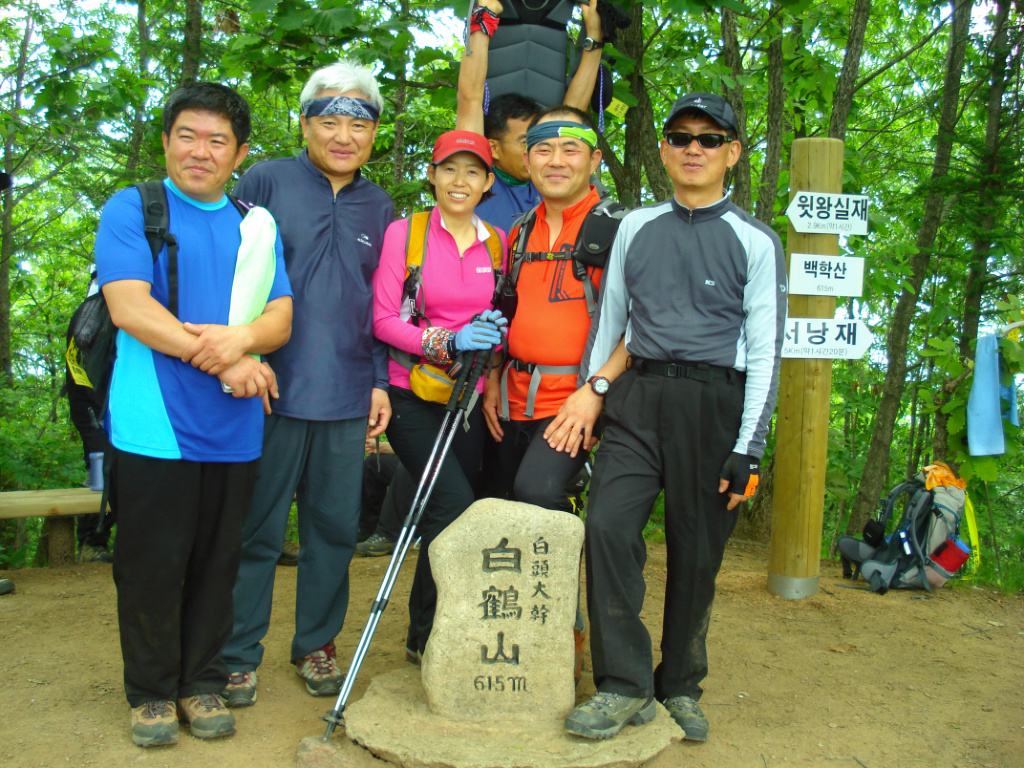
xmin=967 ymin=334 xmax=1019 ymax=456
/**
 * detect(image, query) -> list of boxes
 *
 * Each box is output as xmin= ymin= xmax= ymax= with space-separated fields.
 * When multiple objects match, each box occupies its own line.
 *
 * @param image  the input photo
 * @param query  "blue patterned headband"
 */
xmin=525 ymin=121 xmax=598 ymax=151
xmin=304 ymin=95 xmax=380 ymax=123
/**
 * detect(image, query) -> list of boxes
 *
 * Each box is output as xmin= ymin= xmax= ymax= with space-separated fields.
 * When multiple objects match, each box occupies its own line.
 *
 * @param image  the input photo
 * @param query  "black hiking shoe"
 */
xmin=662 ymin=695 xmax=709 ymax=741
xmin=565 ymin=692 xmax=656 ymax=739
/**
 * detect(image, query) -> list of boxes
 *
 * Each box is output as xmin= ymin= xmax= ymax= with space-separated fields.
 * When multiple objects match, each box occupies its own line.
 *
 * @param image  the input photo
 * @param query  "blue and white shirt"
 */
xmin=96 ymin=178 xmax=291 ymax=462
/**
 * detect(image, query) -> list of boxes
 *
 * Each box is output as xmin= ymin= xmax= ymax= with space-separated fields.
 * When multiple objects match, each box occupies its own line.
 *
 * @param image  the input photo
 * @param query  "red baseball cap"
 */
xmin=432 ymin=130 xmax=492 ymax=172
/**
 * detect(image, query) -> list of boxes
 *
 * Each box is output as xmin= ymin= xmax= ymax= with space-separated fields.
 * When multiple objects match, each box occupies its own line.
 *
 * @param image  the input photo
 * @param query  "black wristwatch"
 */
xmin=583 ymin=37 xmax=604 ymax=52
xmin=588 ymin=376 xmax=610 ymax=396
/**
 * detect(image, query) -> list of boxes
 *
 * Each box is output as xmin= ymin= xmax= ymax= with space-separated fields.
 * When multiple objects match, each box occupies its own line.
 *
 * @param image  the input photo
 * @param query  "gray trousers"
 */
xmin=224 ymin=413 xmax=365 ymax=669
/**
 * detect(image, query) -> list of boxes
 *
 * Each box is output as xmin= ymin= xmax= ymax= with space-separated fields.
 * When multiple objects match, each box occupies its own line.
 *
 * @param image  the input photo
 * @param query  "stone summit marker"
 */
xmin=341 ymin=499 xmax=682 ymax=768
xmin=422 ymin=498 xmax=581 ymax=721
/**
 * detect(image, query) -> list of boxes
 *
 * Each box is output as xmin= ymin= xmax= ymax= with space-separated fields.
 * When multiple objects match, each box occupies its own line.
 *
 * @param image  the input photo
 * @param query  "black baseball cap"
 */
xmin=663 ymin=93 xmax=737 ymax=134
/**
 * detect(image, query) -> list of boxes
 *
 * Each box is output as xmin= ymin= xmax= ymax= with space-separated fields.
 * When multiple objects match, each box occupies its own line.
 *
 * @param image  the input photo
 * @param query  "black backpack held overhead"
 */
xmin=838 ymin=463 xmax=971 ymax=594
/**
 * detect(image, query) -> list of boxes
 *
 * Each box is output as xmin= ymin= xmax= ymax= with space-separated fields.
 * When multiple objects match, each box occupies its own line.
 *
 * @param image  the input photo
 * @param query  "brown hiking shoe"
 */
xmin=177 ymin=693 xmax=236 ymax=739
xmin=130 ymin=700 xmax=178 ymax=747
xmin=294 ymin=640 xmax=344 ymax=696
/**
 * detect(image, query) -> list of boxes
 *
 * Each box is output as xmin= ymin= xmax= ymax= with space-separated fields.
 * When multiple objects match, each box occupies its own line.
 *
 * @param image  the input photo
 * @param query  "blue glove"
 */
xmin=477 ymin=308 xmax=509 ymax=335
xmin=453 ymin=316 xmax=502 ymax=352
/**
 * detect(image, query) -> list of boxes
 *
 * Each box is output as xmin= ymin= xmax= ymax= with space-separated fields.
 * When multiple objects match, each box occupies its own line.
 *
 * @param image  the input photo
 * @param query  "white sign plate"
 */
xmin=786 ymin=192 xmax=869 ymax=235
xmin=788 ymin=254 xmax=865 ymax=297
xmin=782 ymin=318 xmax=874 ymax=359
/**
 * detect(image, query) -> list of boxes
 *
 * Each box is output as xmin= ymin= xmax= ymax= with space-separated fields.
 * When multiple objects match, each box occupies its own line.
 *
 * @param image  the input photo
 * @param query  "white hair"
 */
xmin=299 ymin=60 xmax=384 ymax=117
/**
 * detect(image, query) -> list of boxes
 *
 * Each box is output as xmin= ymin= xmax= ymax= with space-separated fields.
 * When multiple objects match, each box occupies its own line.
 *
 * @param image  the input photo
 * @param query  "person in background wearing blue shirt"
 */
xmin=221 ymin=61 xmax=395 ymax=708
xmin=456 ymin=0 xmax=605 ymax=234
xmin=96 ymin=82 xmax=293 ymax=747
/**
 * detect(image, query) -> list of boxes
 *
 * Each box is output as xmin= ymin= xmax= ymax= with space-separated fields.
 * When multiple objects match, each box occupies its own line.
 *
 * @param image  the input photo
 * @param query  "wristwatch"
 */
xmin=582 ymin=37 xmax=604 ymax=52
xmin=588 ymin=376 xmax=610 ymax=396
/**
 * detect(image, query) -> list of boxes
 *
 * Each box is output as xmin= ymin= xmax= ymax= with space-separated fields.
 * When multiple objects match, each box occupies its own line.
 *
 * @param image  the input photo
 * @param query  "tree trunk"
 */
xmin=845 ymin=0 xmax=972 ymax=536
xmin=182 ymin=0 xmax=202 ymax=83
xmin=390 ymin=0 xmax=410 ymax=215
xmin=125 ymin=0 xmax=150 ymax=176
xmin=601 ymin=3 xmax=670 ymax=207
xmin=829 ymin=0 xmax=872 ymax=141
xmin=1 ymin=18 xmax=33 ymax=395
xmin=960 ymin=0 xmax=1012 ymax=358
xmin=720 ymin=9 xmax=750 ymax=211
xmin=755 ymin=6 xmax=784 ymax=226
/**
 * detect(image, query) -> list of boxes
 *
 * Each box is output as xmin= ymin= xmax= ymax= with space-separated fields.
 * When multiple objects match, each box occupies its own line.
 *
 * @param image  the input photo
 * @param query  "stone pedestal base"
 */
xmin=334 ymin=668 xmax=682 ymax=768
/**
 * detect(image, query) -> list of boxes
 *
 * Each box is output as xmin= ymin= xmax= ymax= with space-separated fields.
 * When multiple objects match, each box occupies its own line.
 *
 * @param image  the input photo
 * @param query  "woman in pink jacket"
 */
xmin=372 ymin=130 xmax=507 ymax=662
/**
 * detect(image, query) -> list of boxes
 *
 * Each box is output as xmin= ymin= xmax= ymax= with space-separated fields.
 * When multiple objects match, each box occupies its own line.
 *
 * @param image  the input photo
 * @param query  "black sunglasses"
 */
xmin=664 ymin=132 xmax=733 ymax=149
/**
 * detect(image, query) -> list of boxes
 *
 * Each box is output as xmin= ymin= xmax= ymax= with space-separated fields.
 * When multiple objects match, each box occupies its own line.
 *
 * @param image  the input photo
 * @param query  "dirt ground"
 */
xmin=1 ymin=541 xmax=1022 ymax=768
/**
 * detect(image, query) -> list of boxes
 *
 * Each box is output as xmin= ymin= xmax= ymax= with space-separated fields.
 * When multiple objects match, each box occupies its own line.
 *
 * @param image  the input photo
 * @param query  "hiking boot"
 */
xmin=355 ymin=532 xmax=395 ymax=557
xmin=278 ymin=540 xmax=299 ymax=566
xmin=0 ymin=575 xmax=13 ymax=596
xmin=222 ymin=670 xmax=257 ymax=708
xmin=663 ymin=695 xmax=709 ymax=741
xmin=565 ymin=692 xmax=656 ymax=740
xmin=294 ymin=640 xmax=344 ymax=696
xmin=177 ymin=693 xmax=236 ymax=739
xmin=130 ymin=700 xmax=178 ymax=747
xmin=79 ymin=543 xmax=113 ymax=564
xmin=405 ymin=646 xmax=422 ymax=666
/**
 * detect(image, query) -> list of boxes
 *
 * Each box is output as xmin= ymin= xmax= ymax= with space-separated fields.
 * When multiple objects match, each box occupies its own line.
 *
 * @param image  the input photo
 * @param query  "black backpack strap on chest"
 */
xmin=508 ymin=197 xmax=626 ymax=318
xmin=135 ymin=181 xmax=179 ymax=317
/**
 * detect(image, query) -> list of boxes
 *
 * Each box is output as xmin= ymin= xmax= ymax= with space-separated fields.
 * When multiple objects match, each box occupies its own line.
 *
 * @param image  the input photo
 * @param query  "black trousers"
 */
xmin=360 ymin=453 xmax=401 ymax=535
xmin=585 ymin=367 xmax=743 ymax=701
xmin=111 ymin=449 xmax=257 ymax=706
xmin=492 ymin=415 xmax=589 ymax=513
xmin=361 ymin=454 xmax=416 ymax=541
xmin=385 ymin=387 xmax=484 ymax=654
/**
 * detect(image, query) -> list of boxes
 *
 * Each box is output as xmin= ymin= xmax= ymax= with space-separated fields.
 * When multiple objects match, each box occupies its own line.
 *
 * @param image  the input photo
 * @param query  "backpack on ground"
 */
xmin=838 ymin=462 xmax=971 ymax=594
xmin=391 ymin=210 xmax=504 ymax=404
xmin=65 ymin=181 xmax=250 ymax=422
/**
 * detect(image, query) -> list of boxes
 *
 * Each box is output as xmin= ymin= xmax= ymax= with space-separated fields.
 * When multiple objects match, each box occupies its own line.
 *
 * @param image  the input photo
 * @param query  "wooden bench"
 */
xmin=0 ymin=488 xmax=109 ymax=565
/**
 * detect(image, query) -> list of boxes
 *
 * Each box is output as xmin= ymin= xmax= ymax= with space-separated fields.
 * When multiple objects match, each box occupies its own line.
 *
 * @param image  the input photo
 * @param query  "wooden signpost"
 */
xmin=768 ymin=138 xmax=846 ymax=600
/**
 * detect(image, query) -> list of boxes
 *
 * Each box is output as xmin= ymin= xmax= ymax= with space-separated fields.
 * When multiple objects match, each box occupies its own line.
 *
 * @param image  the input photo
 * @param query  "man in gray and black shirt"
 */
xmin=545 ymin=93 xmax=787 ymax=742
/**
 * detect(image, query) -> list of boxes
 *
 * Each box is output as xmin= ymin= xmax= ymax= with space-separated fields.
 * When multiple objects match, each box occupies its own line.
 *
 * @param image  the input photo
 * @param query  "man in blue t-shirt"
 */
xmin=96 ymin=83 xmax=292 ymax=748
xmin=456 ymin=0 xmax=605 ymax=234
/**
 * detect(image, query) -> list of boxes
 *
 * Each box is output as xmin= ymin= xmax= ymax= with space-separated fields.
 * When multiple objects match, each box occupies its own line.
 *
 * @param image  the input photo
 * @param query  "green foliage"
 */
xmin=1 ymin=0 xmax=1023 ymax=590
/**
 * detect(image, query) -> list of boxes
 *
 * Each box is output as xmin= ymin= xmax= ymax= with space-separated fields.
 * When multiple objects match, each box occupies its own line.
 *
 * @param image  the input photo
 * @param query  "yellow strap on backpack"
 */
xmin=402 ymin=211 xmax=503 ymax=307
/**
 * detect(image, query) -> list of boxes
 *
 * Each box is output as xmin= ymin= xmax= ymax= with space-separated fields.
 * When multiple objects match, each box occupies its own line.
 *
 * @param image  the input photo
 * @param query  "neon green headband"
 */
xmin=526 ymin=121 xmax=598 ymax=150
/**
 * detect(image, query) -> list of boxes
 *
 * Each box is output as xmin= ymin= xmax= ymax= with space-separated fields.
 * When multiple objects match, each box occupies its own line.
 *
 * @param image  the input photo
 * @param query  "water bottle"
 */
xmin=89 ymin=451 xmax=104 ymax=492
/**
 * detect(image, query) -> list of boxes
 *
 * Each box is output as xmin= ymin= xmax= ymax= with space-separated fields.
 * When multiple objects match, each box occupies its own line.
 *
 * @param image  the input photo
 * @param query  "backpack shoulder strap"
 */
xmin=482 ymin=221 xmax=503 ymax=273
xmin=509 ymin=204 xmax=541 ymax=287
xmin=402 ymin=211 xmax=433 ymax=323
xmin=877 ymin=481 xmax=920 ymax=529
xmin=228 ymin=194 xmax=253 ymax=217
xmin=135 ymin=180 xmax=179 ymax=317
